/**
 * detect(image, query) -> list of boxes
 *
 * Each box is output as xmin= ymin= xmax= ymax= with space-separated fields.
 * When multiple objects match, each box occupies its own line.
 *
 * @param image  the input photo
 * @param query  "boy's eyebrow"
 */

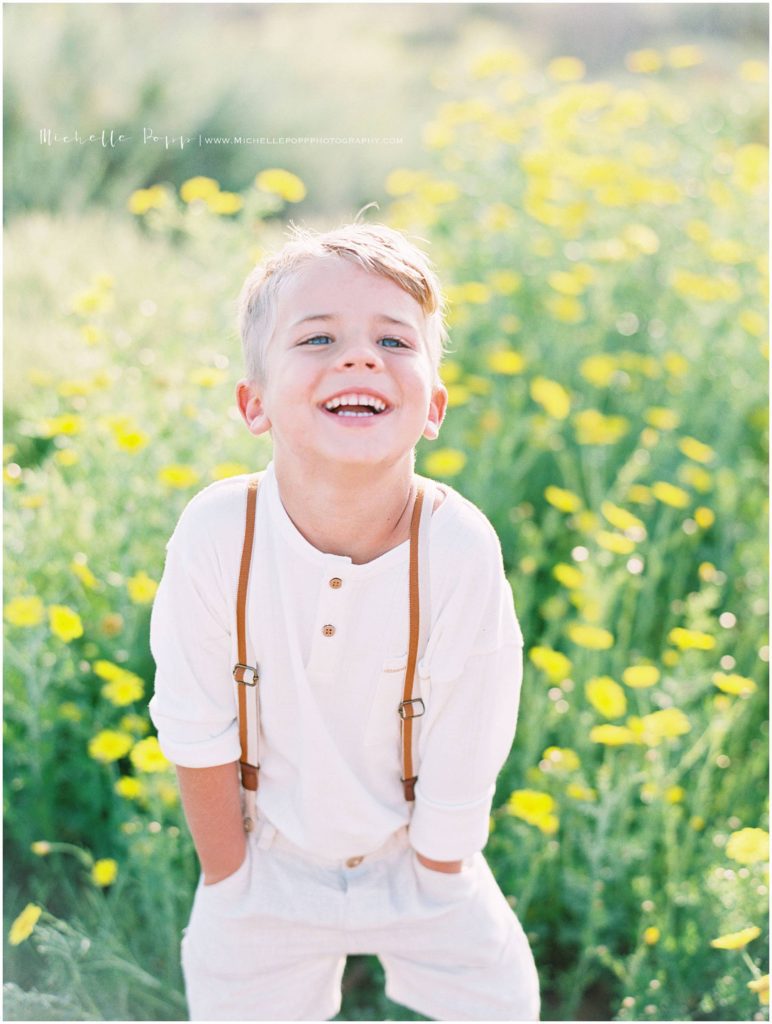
xmin=290 ymin=312 xmax=418 ymax=331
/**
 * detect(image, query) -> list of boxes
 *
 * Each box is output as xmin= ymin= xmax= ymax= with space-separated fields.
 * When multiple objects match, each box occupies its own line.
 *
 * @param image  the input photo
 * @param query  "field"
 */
xmin=4 ymin=42 xmax=769 ymax=1021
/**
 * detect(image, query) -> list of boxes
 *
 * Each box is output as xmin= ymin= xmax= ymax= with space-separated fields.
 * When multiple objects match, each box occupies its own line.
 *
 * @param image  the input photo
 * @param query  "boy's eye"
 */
xmin=302 ymin=334 xmax=408 ymax=349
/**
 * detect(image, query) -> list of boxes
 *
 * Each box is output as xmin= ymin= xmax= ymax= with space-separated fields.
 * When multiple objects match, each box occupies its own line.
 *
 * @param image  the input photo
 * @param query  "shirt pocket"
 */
xmin=363 ymin=653 xmax=431 ymax=773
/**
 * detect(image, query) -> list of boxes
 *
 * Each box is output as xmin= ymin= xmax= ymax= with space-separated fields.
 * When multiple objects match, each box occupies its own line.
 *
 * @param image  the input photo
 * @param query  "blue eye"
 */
xmin=302 ymin=335 xmax=408 ymax=348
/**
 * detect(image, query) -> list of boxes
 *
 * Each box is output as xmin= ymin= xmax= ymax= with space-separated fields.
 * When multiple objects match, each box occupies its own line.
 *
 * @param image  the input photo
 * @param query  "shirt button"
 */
xmin=345 ymin=855 xmax=364 ymax=868
xmin=329 ymin=577 xmax=343 ymax=589
xmin=322 ymin=624 xmax=336 ymax=637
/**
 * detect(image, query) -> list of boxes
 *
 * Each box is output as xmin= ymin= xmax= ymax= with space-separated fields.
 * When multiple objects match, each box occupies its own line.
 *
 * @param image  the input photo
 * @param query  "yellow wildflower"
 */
xmin=665 ymin=786 xmax=685 ymax=803
xmin=4 ymin=595 xmax=44 ymax=627
xmin=180 ymin=176 xmax=219 ymax=203
xmin=101 ymin=671 xmax=144 ymax=707
xmin=585 ymin=676 xmax=627 ymax=718
xmin=747 ymin=975 xmax=769 ymax=1005
xmin=158 ymin=465 xmax=200 ymax=488
xmin=600 ymin=501 xmax=645 ymax=534
xmin=628 ymin=708 xmax=691 ymax=745
xmin=206 ymin=191 xmax=243 ymax=215
xmin=667 ymin=45 xmax=704 ymax=68
xmin=568 ymin=623 xmax=614 ymax=650
xmin=574 ymin=409 xmax=629 ymax=445
xmin=652 ymin=481 xmax=690 ymax=509
xmin=645 ymin=407 xmax=680 ymax=431
xmin=678 ymin=436 xmax=715 ymax=464
xmin=115 ymin=776 xmax=145 ymax=800
xmin=541 ymin=746 xmax=580 ymax=772
xmin=544 ymin=485 xmax=582 ymax=513
xmin=507 ymin=789 xmax=558 ymax=832
xmin=128 ymin=185 xmax=168 ymax=215
xmin=589 ymin=724 xmax=636 ymax=746
xmin=643 ymin=926 xmax=660 ymax=945
xmin=531 ymin=377 xmax=571 ymax=419
xmin=553 ymin=563 xmax=583 ymax=589
xmin=88 ymin=730 xmax=133 ymax=763
xmin=596 ymin=531 xmax=635 ymax=555
xmin=130 ymin=736 xmax=169 ymax=773
xmin=127 ymin=571 xmax=158 ymax=604
xmin=579 ymin=354 xmax=617 ymax=388
xmin=622 ymin=664 xmax=660 ymax=689
xmin=712 ymin=672 xmax=757 ymax=697
xmin=668 ymin=627 xmax=715 ymax=651
xmin=114 ymin=429 xmax=149 ymax=452
xmin=255 ymin=169 xmax=306 ymax=202
xmin=91 ymin=859 xmax=118 ymax=887
xmin=529 ymin=645 xmax=572 ymax=681
xmin=694 ymin=507 xmax=715 ymax=529
xmin=547 ymin=56 xmax=585 ymax=82
xmin=488 ymin=270 xmax=522 ymax=295
xmin=725 ymin=828 xmax=769 ymax=865
xmin=119 ymin=713 xmax=150 ymax=736
xmin=732 ymin=144 xmax=768 ymax=193
xmin=9 ymin=904 xmax=42 ymax=946
xmin=626 ymin=49 xmax=663 ymax=74
xmin=37 ymin=414 xmax=83 ymax=438
xmin=49 ymin=605 xmax=84 ymax=643
xmin=423 ymin=448 xmax=466 ymax=477
xmin=566 ymin=783 xmax=597 ymax=801
xmin=190 ymin=367 xmax=227 ymax=388
xmin=710 ymin=925 xmax=761 ymax=950
xmin=487 ymin=349 xmax=525 ymax=375
xmin=31 ymin=841 xmax=51 ymax=856
xmin=70 ymin=559 xmax=98 ymax=590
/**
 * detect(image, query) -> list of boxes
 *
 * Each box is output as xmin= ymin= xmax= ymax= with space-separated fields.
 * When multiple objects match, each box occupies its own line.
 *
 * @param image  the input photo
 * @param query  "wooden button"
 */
xmin=345 ymin=855 xmax=364 ymax=867
xmin=329 ymin=577 xmax=342 ymax=588
xmin=322 ymin=624 xmax=336 ymax=637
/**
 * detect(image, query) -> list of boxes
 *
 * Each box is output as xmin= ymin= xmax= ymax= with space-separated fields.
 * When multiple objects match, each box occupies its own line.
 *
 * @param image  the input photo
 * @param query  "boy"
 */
xmin=148 ymin=221 xmax=540 ymax=1021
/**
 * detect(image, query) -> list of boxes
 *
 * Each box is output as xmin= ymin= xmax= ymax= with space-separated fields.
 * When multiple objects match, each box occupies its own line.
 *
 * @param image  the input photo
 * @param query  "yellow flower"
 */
xmin=668 ymin=627 xmax=715 ymax=651
xmin=255 ymin=169 xmax=306 ymax=202
xmin=568 ymin=623 xmax=614 ymax=650
xmin=9 ymin=903 xmax=42 ymax=946
xmin=645 ymin=407 xmax=680 ymax=431
xmin=547 ymin=295 xmax=585 ymax=324
xmin=600 ymin=501 xmax=645 ymax=534
xmin=70 ymin=559 xmax=99 ymax=590
xmin=732 ymin=144 xmax=768 ymax=193
xmin=54 ymin=449 xmax=79 ymax=467
xmin=486 ymin=349 xmax=525 ymax=375
xmin=101 ymin=671 xmax=144 ymax=707
xmin=115 ymin=776 xmax=145 ymax=800
xmin=507 ymin=789 xmax=558 ymax=832
xmin=180 ymin=176 xmax=220 ymax=203
xmin=4 ymin=595 xmax=44 ymax=627
xmin=566 ymin=783 xmax=597 ymax=802
xmin=120 ymin=713 xmax=150 ymax=736
xmin=49 ymin=605 xmax=84 ymax=643
xmin=37 ymin=414 xmax=83 ymax=438
xmin=747 ymin=974 xmax=770 ymax=1005
xmin=629 ymin=708 xmax=691 ymax=745
xmin=531 ymin=377 xmax=571 ymax=419
xmin=652 ymin=481 xmax=691 ymax=509
xmin=128 ymin=185 xmax=168 ymax=215
xmin=114 ymin=429 xmax=149 ymax=452
xmin=626 ymin=49 xmax=663 ymax=74
xmin=126 ymin=571 xmax=158 ymax=604
xmin=596 ymin=531 xmax=635 ymax=555
xmin=488 ymin=270 xmax=522 ymax=295
xmin=622 ymin=664 xmax=660 ymax=689
xmin=579 ymin=354 xmax=617 ymax=388
xmin=31 ymin=841 xmax=51 ymax=856
xmin=91 ymin=858 xmax=118 ymax=887
xmin=88 ymin=730 xmax=133 ymax=763
xmin=710 ymin=925 xmax=761 ymax=950
xmin=158 ymin=465 xmax=200 ymax=488
xmin=190 ymin=367 xmax=227 ymax=388
xmin=545 ymin=485 xmax=582 ymax=513
xmin=694 ymin=507 xmax=715 ymax=529
xmin=547 ymin=56 xmax=585 ymax=82
xmin=423 ymin=448 xmax=466 ymax=477
xmin=712 ymin=672 xmax=757 ymax=697
xmin=574 ymin=409 xmax=629 ymax=445
xmin=206 ymin=191 xmax=243 ymax=215
xmin=585 ymin=676 xmax=627 ymax=718
xmin=130 ymin=736 xmax=169 ymax=774
xmin=667 ymin=45 xmax=704 ymax=69
xmin=552 ymin=563 xmax=583 ymax=590
xmin=665 ymin=786 xmax=685 ymax=803
xmin=725 ymin=827 xmax=769 ymax=865
xmin=678 ymin=436 xmax=715 ymax=464
xmin=541 ymin=746 xmax=580 ymax=772
xmin=589 ymin=724 xmax=636 ymax=746
xmin=529 ymin=645 xmax=572 ymax=681
xmin=643 ymin=926 xmax=660 ymax=945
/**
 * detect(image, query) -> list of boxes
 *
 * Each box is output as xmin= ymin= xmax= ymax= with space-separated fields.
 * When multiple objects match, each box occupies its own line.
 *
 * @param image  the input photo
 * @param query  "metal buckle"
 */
xmin=233 ymin=662 xmax=259 ymax=686
xmin=398 ymin=697 xmax=425 ymax=720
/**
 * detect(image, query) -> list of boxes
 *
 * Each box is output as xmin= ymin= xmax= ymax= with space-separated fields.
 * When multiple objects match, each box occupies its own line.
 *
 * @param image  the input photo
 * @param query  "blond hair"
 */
xmin=236 ymin=219 xmax=450 ymax=389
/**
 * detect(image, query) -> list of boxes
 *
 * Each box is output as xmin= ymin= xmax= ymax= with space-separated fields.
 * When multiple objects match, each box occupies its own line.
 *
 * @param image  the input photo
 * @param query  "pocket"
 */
xmin=411 ymin=848 xmax=477 ymax=903
xmin=199 ymin=843 xmax=252 ymax=902
xmin=364 ymin=654 xmax=430 ymax=771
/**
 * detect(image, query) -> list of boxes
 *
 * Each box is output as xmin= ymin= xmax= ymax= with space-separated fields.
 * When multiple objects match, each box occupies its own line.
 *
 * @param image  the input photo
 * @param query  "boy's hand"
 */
xmin=415 ymin=850 xmax=464 ymax=873
xmin=175 ymin=761 xmax=247 ymax=885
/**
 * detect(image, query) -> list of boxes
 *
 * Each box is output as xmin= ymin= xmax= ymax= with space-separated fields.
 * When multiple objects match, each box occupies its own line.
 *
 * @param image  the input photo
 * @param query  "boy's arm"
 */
xmin=175 ymin=761 xmax=246 ymax=885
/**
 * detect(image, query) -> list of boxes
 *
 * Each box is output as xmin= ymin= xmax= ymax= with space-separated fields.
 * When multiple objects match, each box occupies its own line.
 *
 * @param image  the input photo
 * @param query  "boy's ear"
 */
xmin=236 ymin=379 xmax=272 ymax=437
xmin=422 ymin=383 xmax=448 ymax=442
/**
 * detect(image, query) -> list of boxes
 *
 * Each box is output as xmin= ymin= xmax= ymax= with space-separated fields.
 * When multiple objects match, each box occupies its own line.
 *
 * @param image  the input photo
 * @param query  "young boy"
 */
xmin=148 ymin=221 xmax=540 ymax=1021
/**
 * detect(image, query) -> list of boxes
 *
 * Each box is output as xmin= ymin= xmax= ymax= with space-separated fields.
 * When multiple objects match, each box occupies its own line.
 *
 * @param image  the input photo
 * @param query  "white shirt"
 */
xmin=148 ymin=459 xmax=525 ymax=862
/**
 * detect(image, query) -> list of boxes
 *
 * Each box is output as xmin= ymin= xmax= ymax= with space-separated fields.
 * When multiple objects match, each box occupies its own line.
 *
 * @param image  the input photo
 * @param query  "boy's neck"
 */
xmin=271 ymin=455 xmax=439 ymax=565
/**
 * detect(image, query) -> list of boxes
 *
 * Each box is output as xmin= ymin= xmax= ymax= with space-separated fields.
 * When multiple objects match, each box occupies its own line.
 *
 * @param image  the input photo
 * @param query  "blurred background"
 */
xmin=4 ymin=4 xmax=769 ymax=1022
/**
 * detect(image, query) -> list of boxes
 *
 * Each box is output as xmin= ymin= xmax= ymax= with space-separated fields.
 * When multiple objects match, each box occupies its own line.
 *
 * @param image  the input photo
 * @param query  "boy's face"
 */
xmin=237 ymin=256 xmax=448 ymax=470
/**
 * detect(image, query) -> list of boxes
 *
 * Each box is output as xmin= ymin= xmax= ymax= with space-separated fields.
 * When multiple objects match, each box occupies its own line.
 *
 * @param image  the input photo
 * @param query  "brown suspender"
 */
xmin=231 ymin=473 xmax=427 ymax=815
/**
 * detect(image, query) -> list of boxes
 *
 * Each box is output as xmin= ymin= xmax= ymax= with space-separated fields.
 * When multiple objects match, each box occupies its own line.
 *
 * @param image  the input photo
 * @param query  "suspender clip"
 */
xmin=398 ymin=697 xmax=425 ymax=720
xmin=233 ymin=662 xmax=259 ymax=686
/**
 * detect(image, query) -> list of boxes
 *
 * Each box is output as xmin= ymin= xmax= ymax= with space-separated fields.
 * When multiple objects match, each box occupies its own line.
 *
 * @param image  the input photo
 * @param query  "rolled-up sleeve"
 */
xmin=148 ymin=499 xmax=241 ymax=768
xmin=407 ymin=520 xmax=525 ymax=861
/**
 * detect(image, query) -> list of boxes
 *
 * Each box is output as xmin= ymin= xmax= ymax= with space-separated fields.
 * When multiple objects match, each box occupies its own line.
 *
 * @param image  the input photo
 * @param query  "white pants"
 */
xmin=181 ymin=813 xmax=541 ymax=1021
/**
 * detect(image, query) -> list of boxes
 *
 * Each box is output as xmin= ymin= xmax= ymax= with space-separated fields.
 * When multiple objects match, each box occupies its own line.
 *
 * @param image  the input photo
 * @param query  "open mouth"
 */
xmin=319 ymin=394 xmax=393 ymax=419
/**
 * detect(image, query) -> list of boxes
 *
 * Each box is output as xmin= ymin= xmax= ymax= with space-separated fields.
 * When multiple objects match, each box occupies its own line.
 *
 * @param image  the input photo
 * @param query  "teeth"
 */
xmin=323 ymin=393 xmax=387 ymax=412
